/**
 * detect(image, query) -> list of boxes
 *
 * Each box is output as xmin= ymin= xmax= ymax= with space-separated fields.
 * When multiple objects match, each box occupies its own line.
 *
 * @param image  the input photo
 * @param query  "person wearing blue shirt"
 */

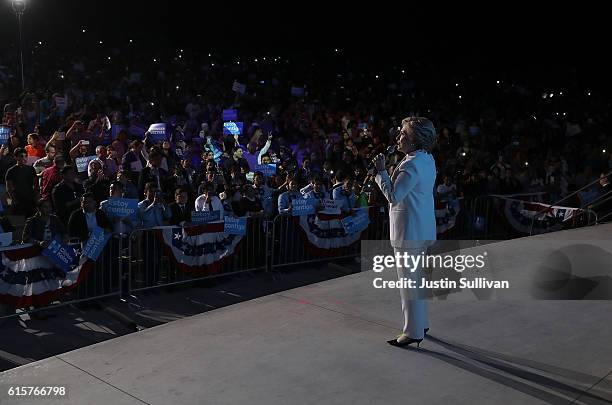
xmin=278 ymin=178 xmax=303 ymax=215
xmin=303 ymin=176 xmax=329 ymax=211
xmin=138 ymin=182 xmax=171 ymax=228
xmin=332 ymin=177 xmax=357 ymax=213
xmin=253 ymin=172 xmax=275 ymax=217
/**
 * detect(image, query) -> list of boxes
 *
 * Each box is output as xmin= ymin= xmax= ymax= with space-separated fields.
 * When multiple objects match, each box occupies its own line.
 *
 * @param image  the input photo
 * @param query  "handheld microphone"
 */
xmin=367 ymin=145 xmax=397 ymax=172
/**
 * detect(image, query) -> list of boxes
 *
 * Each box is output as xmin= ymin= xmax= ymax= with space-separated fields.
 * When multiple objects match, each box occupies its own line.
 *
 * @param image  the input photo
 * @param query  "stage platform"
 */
xmin=2 ymin=224 xmax=612 ymax=404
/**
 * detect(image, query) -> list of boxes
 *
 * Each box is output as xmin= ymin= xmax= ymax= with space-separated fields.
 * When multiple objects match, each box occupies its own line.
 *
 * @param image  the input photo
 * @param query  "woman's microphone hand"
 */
xmin=373 ymin=153 xmax=386 ymax=172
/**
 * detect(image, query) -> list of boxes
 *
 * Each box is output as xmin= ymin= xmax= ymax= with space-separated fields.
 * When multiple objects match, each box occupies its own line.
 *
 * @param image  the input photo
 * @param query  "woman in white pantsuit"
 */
xmin=373 ymin=117 xmax=438 ymax=347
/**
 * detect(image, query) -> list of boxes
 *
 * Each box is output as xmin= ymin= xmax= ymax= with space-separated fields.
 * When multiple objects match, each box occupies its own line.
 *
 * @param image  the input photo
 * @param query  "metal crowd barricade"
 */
xmin=127 ymin=216 xmax=269 ymax=293
xmin=0 ymin=235 xmax=126 ymax=321
xmin=270 ymin=207 xmax=389 ymax=270
xmin=469 ymin=194 xmax=599 ymax=240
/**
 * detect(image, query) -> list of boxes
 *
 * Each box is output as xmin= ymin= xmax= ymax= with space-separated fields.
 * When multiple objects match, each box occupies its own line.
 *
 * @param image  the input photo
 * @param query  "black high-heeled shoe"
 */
xmin=387 ymin=335 xmax=423 ymax=348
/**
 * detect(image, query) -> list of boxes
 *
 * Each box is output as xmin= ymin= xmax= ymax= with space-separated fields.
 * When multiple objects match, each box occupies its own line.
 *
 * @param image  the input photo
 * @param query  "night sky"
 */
xmin=0 ymin=1 xmax=609 ymax=88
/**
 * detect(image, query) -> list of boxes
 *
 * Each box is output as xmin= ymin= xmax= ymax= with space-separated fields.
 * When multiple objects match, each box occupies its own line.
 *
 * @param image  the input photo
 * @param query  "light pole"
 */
xmin=11 ymin=0 xmax=26 ymax=92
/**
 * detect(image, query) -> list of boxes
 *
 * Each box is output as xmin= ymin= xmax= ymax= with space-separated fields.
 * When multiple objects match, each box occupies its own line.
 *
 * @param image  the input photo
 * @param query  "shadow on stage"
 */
xmin=397 ymin=334 xmax=612 ymax=405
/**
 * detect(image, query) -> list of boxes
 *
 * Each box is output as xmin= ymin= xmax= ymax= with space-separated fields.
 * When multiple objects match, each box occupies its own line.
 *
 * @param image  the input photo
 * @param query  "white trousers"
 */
xmin=394 ymin=247 xmax=429 ymax=339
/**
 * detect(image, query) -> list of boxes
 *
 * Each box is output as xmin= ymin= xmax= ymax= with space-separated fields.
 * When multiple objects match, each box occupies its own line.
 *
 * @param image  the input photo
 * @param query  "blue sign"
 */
xmin=0 ymin=125 xmax=10 ymax=146
xmin=223 ymin=121 xmax=243 ymax=136
xmin=222 ymin=109 xmax=238 ymax=121
xmin=129 ymin=125 xmax=145 ymax=138
xmin=103 ymin=198 xmax=139 ymax=220
xmin=341 ymin=208 xmax=370 ymax=234
xmin=148 ymin=123 xmax=167 ymax=143
xmin=82 ymin=226 xmax=111 ymax=261
xmin=42 ymin=238 xmax=77 ymax=273
xmin=292 ymin=198 xmax=315 ymax=216
xmin=224 ymin=216 xmax=247 ymax=235
xmin=254 ymin=163 xmax=277 ymax=177
xmin=75 ymin=155 xmax=97 ymax=173
xmin=111 ymin=124 xmax=125 ymax=141
xmin=191 ymin=210 xmax=221 ymax=224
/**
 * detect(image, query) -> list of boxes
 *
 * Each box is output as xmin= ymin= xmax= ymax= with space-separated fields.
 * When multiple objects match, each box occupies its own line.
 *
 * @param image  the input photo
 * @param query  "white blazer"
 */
xmin=375 ymin=150 xmax=437 ymax=248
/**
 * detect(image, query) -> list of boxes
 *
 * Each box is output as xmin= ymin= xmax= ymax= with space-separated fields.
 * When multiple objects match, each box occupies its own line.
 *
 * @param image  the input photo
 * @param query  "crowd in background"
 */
xmin=1 ymin=43 xmax=611 ymax=246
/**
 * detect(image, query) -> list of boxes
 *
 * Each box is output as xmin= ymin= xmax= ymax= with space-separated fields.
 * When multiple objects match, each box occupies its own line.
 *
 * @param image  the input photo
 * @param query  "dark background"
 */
xmin=0 ymin=1 xmax=608 ymax=79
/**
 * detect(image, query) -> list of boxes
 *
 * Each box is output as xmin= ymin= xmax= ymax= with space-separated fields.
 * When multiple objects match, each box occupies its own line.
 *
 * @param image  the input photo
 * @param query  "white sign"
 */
xmin=321 ymin=198 xmax=341 ymax=214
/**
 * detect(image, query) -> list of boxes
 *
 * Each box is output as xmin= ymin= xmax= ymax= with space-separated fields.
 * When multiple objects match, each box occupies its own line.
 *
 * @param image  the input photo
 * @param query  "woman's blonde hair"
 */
xmin=401 ymin=117 xmax=437 ymax=152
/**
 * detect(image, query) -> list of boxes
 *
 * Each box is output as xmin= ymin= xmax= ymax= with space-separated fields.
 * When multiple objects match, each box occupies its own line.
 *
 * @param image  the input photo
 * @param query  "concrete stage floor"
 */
xmin=2 ymin=224 xmax=612 ymax=404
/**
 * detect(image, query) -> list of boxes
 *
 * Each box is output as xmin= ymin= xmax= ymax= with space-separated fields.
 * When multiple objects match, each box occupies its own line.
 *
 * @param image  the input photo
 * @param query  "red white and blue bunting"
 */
xmin=436 ymin=198 xmax=461 ymax=234
xmin=295 ymin=209 xmax=371 ymax=256
xmin=155 ymin=223 xmax=244 ymax=276
xmin=500 ymin=197 xmax=583 ymax=234
xmin=0 ymin=244 xmax=95 ymax=308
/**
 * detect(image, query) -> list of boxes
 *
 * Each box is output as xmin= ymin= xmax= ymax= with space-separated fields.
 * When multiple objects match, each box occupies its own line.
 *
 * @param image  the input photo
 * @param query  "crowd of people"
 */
xmin=1 ymin=43 xmax=611 ymax=246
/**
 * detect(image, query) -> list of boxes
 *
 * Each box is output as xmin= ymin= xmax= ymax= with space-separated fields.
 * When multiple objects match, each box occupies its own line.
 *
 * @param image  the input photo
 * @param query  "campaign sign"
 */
xmin=232 ymin=81 xmax=246 ymax=94
xmin=191 ymin=210 xmax=221 ymax=224
xmin=224 ymin=216 xmax=247 ymax=235
xmin=222 ymin=109 xmax=238 ymax=121
xmin=292 ymin=198 xmax=315 ymax=216
xmin=321 ymin=198 xmax=341 ymax=214
xmin=111 ymin=124 xmax=125 ymax=140
xmin=0 ymin=125 xmax=10 ymax=145
xmin=0 ymin=232 xmax=11 ymax=247
xmin=254 ymin=163 xmax=276 ymax=177
xmin=42 ymin=238 xmax=76 ymax=273
xmin=341 ymin=208 xmax=370 ymax=234
xmin=290 ymin=86 xmax=305 ymax=97
xmin=103 ymin=198 xmax=139 ymax=220
xmin=148 ymin=123 xmax=167 ymax=143
xmin=54 ymin=96 xmax=68 ymax=114
xmin=75 ymin=155 xmax=97 ymax=173
xmin=82 ymin=226 xmax=111 ymax=261
xmin=223 ymin=121 xmax=243 ymax=136
xmin=129 ymin=124 xmax=146 ymax=138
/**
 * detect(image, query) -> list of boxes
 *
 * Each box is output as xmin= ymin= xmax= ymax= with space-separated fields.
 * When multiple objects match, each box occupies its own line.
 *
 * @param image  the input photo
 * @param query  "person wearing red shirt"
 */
xmin=41 ymin=156 xmax=66 ymax=200
xmin=25 ymin=133 xmax=46 ymax=158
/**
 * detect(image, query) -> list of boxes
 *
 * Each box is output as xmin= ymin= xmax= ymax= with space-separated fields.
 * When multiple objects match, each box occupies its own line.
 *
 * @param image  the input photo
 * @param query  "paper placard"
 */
xmin=222 ymin=109 xmax=238 ymax=121
xmin=103 ymin=198 xmax=139 ymax=220
xmin=0 ymin=125 xmax=10 ymax=145
xmin=254 ymin=163 xmax=276 ymax=177
xmin=111 ymin=124 xmax=125 ymax=140
xmin=191 ymin=210 xmax=221 ymax=224
xmin=42 ymin=238 xmax=76 ymax=273
xmin=129 ymin=125 xmax=146 ymax=138
xmin=223 ymin=121 xmax=243 ymax=136
xmin=341 ymin=208 xmax=370 ymax=234
xmin=224 ymin=216 xmax=247 ymax=235
xmin=292 ymin=199 xmax=315 ymax=216
xmin=82 ymin=226 xmax=111 ymax=261
xmin=75 ymin=155 xmax=97 ymax=173
xmin=0 ymin=232 xmax=12 ymax=247
xmin=148 ymin=123 xmax=167 ymax=143
xmin=321 ymin=198 xmax=341 ymax=214
xmin=54 ymin=96 xmax=67 ymax=114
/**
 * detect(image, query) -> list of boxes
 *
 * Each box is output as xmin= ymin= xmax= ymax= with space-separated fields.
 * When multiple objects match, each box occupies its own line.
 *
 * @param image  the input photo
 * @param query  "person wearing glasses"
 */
xmin=372 ymin=117 xmax=438 ymax=348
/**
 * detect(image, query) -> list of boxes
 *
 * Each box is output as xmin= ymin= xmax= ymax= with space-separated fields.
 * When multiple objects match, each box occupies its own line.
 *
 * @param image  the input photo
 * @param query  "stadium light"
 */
xmin=11 ymin=0 xmax=26 ymax=91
